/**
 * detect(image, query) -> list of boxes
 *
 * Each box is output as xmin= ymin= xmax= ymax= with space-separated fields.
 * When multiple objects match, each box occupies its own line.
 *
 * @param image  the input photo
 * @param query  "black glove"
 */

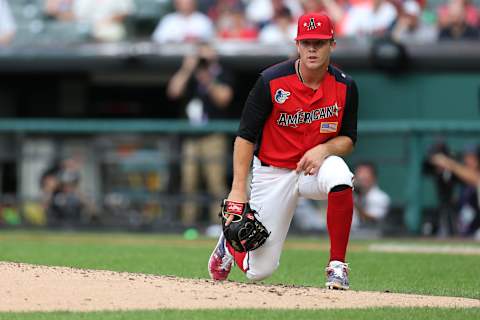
xmin=220 ymin=200 xmax=270 ymax=252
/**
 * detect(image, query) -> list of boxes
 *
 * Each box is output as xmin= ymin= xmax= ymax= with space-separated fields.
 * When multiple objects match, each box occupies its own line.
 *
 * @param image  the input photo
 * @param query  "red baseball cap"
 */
xmin=295 ymin=13 xmax=334 ymax=41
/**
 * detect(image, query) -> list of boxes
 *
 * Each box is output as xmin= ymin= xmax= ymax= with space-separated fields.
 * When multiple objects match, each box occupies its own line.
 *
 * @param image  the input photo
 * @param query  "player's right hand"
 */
xmin=296 ymin=144 xmax=331 ymax=175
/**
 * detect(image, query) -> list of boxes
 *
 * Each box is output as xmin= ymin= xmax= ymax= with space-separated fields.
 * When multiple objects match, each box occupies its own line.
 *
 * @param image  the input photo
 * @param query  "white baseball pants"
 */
xmin=243 ymin=155 xmax=354 ymax=281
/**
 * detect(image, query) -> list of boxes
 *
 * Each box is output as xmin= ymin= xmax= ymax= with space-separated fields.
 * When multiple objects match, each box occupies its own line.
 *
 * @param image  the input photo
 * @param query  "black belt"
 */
xmin=260 ymin=160 xmax=270 ymax=167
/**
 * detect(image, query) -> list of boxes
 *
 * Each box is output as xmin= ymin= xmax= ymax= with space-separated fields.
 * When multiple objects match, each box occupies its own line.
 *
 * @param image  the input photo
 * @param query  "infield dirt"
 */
xmin=0 ymin=262 xmax=479 ymax=311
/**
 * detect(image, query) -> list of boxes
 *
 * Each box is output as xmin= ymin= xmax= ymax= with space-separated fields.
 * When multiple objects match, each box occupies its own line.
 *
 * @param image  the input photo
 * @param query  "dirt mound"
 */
xmin=0 ymin=262 xmax=478 ymax=311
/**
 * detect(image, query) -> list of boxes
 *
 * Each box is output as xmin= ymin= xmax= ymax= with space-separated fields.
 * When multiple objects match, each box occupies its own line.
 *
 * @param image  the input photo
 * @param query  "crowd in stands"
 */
xmin=0 ymin=0 xmax=479 ymax=46
xmin=0 ymin=0 xmax=16 ymax=45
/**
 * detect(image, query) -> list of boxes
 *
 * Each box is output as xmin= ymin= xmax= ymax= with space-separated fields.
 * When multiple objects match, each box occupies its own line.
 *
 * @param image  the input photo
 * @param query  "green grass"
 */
xmin=0 ymin=308 xmax=479 ymax=320
xmin=0 ymin=230 xmax=479 ymax=319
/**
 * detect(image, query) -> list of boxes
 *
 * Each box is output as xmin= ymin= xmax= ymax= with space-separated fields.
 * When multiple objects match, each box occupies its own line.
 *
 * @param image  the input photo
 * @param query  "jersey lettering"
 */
xmin=276 ymin=103 xmax=339 ymax=127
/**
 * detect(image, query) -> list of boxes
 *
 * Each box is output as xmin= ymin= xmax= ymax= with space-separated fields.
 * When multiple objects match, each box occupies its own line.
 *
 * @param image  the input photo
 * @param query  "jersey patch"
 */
xmin=274 ymin=89 xmax=290 ymax=104
xmin=320 ymin=122 xmax=338 ymax=133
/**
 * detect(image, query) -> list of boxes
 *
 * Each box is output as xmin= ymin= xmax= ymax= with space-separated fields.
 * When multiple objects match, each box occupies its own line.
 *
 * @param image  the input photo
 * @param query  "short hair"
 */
xmin=355 ymin=161 xmax=377 ymax=178
xmin=276 ymin=6 xmax=292 ymax=19
xmin=463 ymin=144 xmax=480 ymax=159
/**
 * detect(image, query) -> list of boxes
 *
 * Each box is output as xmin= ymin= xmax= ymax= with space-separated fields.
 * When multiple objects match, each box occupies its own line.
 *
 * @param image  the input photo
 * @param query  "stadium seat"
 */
xmin=129 ymin=0 xmax=171 ymax=38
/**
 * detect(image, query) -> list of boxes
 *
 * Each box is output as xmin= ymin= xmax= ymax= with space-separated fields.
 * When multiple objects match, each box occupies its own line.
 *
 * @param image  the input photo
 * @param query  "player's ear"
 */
xmin=295 ymin=40 xmax=300 ymax=54
xmin=330 ymin=39 xmax=336 ymax=50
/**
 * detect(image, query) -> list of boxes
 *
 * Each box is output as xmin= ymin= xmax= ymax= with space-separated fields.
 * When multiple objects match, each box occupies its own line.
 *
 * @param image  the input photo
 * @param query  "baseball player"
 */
xmin=208 ymin=12 xmax=358 ymax=290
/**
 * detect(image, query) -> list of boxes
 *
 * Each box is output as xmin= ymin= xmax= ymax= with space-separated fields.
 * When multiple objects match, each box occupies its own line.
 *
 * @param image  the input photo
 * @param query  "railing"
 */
xmin=1 ymin=118 xmax=479 ymax=233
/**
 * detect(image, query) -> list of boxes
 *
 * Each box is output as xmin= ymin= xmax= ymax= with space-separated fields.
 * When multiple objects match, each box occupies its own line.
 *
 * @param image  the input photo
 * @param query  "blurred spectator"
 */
xmin=431 ymin=148 xmax=480 ymax=189
xmin=437 ymin=0 xmax=479 ymax=29
xmin=391 ymin=0 xmax=437 ymax=44
xmin=352 ymin=162 xmax=391 ymax=229
xmin=152 ymin=0 xmax=215 ymax=43
xmin=0 ymin=0 xmax=16 ymax=46
xmin=44 ymin=0 xmax=134 ymax=42
xmin=217 ymin=3 xmax=258 ymax=40
xmin=301 ymin=0 xmax=346 ymax=35
xmin=44 ymin=0 xmax=75 ymax=20
xmin=438 ymin=0 xmax=479 ymax=40
xmin=258 ymin=6 xmax=296 ymax=43
xmin=41 ymin=157 xmax=95 ymax=226
xmin=40 ymin=161 xmax=62 ymax=211
xmin=197 ymin=0 xmax=218 ymax=14
xmin=300 ymin=0 xmax=329 ymax=14
xmin=245 ymin=0 xmax=303 ymax=27
xmin=74 ymin=0 xmax=134 ymax=42
xmin=456 ymin=146 xmax=480 ymax=235
xmin=343 ymin=0 xmax=398 ymax=38
xmin=293 ymin=198 xmax=324 ymax=232
xmin=167 ymin=43 xmax=233 ymax=231
xmin=431 ymin=147 xmax=480 ymax=237
xmin=207 ymin=0 xmax=243 ymax=22
xmin=423 ymin=141 xmax=457 ymax=236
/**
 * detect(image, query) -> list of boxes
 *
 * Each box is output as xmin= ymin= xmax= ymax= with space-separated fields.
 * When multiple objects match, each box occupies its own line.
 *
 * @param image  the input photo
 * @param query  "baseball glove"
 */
xmin=220 ymin=200 xmax=270 ymax=252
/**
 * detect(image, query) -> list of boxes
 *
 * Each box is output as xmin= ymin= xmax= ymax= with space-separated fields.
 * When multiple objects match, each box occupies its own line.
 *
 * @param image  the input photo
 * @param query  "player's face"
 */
xmin=296 ymin=39 xmax=335 ymax=70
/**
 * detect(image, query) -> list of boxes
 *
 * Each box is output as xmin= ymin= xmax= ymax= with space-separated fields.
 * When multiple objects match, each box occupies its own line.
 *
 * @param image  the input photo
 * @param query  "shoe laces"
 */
xmin=219 ymin=241 xmax=233 ymax=270
xmin=220 ymin=254 xmax=233 ymax=270
xmin=326 ymin=261 xmax=349 ymax=278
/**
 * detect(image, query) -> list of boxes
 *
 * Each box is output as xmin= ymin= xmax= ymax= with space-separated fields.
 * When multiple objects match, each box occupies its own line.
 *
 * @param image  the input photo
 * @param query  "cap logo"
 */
xmin=304 ymin=18 xmax=321 ymax=31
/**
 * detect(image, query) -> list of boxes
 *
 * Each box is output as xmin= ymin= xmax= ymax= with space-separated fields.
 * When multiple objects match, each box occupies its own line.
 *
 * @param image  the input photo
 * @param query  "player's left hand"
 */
xmin=296 ymin=145 xmax=330 ymax=175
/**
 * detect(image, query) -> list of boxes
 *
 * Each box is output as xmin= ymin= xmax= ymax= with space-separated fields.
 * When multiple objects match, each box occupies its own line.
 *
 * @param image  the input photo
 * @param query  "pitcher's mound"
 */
xmin=0 ymin=262 xmax=478 ymax=311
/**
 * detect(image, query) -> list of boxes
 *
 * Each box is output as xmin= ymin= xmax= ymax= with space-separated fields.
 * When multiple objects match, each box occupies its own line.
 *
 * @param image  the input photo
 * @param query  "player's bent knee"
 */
xmin=330 ymin=184 xmax=351 ymax=192
xmin=246 ymin=269 xmax=274 ymax=281
xmin=246 ymin=264 xmax=278 ymax=281
xmin=321 ymin=156 xmax=353 ymax=191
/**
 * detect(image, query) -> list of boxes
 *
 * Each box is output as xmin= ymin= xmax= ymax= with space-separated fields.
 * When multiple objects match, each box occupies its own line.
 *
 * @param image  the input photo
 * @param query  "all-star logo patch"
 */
xmin=274 ymin=89 xmax=290 ymax=104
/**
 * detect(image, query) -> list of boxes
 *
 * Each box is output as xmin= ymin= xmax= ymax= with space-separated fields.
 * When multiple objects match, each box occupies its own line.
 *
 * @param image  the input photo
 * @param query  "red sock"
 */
xmin=327 ymin=188 xmax=353 ymax=262
xmin=226 ymin=241 xmax=248 ymax=273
